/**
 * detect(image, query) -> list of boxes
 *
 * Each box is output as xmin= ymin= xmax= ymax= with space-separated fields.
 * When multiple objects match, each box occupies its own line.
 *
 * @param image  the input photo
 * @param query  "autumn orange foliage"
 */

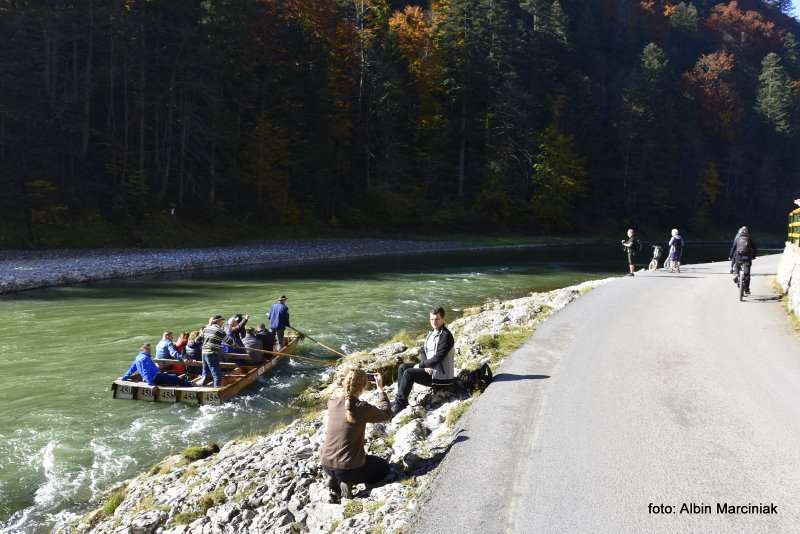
xmin=683 ymin=51 xmax=741 ymax=139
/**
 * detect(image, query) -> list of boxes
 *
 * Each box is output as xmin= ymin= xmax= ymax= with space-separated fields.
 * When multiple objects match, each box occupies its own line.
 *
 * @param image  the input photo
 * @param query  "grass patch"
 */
xmin=199 ymin=488 xmax=227 ymax=513
xmin=173 ymin=511 xmax=202 ymax=525
xmin=343 ymin=500 xmax=363 ymax=518
xmin=365 ymin=499 xmax=385 ymax=512
xmin=369 ymin=525 xmax=387 ymax=534
xmin=102 ymin=487 xmax=127 ymax=516
xmin=182 ymin=446 xmax=208 ymax=462
xmin=445 ymin=398 xmax=475 ymax=426
xmin=329 ymin=519 xmax=341 ymax=532
xmin=396 ymin=411 xmax=422 ymax=426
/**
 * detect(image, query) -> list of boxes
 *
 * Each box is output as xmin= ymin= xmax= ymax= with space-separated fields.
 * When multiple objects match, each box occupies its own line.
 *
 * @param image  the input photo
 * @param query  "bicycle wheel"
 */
xmin=648 ymin=259 xmax=657 ymax=271
xmin=739 ymin=279 xmax=745 ymax=301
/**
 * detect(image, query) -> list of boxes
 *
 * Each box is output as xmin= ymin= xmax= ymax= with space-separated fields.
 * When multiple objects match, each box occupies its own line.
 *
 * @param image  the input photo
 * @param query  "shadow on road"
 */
xmin=382 ymin=432 xmax=471 ymax=494
xmin=642 ymin=275 xmax=704 ymax=279
xmin=492 ymin=373 xmax=550 ymax=383
xmin=744 ymin=295 xmax=782 ymax=303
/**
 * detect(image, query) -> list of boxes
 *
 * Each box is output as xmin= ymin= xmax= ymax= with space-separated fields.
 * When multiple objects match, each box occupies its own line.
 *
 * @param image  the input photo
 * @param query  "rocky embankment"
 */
xmin=0 ymin=239 xmax=537 ymax=294
xmin=55 ymin=277 xmax=614 ymax=534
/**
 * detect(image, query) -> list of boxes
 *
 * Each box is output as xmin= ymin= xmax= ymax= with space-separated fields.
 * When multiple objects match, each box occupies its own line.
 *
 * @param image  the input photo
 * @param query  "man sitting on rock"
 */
xmin=392 ymin=307 xmax=456 ymax=415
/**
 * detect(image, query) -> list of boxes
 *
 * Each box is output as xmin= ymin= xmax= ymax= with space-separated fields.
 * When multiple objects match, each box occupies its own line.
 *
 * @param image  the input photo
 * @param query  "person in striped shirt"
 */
xmin=200 ymin=315 xmax=226 ymax=386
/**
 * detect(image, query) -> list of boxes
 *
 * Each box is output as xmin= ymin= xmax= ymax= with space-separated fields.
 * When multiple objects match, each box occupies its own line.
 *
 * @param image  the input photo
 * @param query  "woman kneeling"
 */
xmin=319 ymin=368 xmax=392 ymax=502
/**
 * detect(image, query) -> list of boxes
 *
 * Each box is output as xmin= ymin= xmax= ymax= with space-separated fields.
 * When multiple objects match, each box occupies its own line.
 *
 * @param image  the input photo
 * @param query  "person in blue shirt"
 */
xmin=268 ymin=295 xmax=291 ymax=348
xmin=156 ymin=331 xmax=182 ymax=360
xmin=121 ymin=343 xmax=191 ymax=387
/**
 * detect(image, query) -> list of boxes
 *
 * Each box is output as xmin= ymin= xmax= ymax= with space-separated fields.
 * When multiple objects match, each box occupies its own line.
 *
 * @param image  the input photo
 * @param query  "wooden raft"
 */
xmin=111 ymin=336 xmax=301 ymax=406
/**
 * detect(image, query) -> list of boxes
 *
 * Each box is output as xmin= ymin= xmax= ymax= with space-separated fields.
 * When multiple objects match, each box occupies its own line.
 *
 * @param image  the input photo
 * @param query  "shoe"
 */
xmin=326 ymin=473 xmax=341 ymax=504
xmin=391 ymin=400 xmax=407 ymax=416
xmin=745 ymin=289 xmax=750 ymax=296
xmin=339 ymin=481 xmax=352 ymax=500
xmin=629 ymin=272 xmax=634 ymax=277
xmin=733 ymin=276 xmax=739 ymax=284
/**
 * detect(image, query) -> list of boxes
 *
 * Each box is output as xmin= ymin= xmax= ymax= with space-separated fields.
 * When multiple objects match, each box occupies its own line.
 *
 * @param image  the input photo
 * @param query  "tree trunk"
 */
xmin=139 ymin=24 xmax=146 ymax=181
xmin=81 ymin=0 xmax=94 ymax=156
xmin=158 ymin=88 xmax=174 ymax=203
xmin=123 ymin=51 xmax=129 ymax=180
xmin=458 ymin=95 xmax=467 ymax=198
xmin=178 ymin=97 xmax=188 ymax=208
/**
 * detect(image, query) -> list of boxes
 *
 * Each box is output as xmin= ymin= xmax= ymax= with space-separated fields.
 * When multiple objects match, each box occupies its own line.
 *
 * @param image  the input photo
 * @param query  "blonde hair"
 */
xmin=342 ymin=368 xmax=368 ymax=423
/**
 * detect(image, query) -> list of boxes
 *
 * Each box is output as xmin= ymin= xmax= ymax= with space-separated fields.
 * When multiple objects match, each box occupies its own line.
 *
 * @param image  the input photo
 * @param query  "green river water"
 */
xmin=0 ymin=244 xmax=735 ymax=532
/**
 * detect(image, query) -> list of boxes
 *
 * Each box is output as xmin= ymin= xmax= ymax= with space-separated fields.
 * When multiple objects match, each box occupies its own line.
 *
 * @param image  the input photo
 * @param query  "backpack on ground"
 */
xmin=458 ymin=363 xmax=494 ymax=393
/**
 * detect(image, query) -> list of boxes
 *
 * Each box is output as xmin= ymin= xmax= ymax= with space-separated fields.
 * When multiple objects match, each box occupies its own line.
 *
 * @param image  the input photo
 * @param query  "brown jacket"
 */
xmin=319 ymin=391 xmax=392 ymax=470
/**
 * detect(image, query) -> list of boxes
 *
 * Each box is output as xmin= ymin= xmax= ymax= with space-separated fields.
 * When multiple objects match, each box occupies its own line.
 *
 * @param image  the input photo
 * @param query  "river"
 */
xmin=0 ymin=244 xmax=736 ymax=532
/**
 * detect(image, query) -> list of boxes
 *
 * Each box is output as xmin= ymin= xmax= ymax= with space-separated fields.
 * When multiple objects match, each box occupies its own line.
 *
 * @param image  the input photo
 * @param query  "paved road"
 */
xmin=415 ymin=254 xmax=800 ymax=533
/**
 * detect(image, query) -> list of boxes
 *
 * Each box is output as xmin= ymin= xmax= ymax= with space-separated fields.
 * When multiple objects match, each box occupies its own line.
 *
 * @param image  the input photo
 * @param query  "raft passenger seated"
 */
xmin=242 ymin=327 xmax=265 ymax=365
xmin=121 ymin=343 xmax=192 ymax=387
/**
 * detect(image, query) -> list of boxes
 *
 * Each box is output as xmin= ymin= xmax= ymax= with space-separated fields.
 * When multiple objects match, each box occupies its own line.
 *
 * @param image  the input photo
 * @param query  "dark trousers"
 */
xmin=201 ymin=353 xmax=223 ymax=387
xmin=324 ymin=455 xmax=390 ymax=485
xmin=274 ymin=328 xmax=286 ymax=348
xmin=396 ymin=363 xmax=433 ymax=403
xmin=154 ymin=373 xmax=183 ymax=387
xmin=735 ymin=259 xmax=752 ymax=291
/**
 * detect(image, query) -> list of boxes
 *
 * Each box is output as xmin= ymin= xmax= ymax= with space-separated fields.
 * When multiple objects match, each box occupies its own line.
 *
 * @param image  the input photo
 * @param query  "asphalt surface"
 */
xmin=415 ymin=254 xmax=800 ymax=533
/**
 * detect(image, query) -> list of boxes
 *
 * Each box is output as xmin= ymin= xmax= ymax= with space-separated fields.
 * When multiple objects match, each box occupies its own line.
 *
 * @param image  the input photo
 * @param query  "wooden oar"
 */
xmin=287 ymin=326 xmax=348 ymax=359
xmin=222 ymin=341 xmax=335 ymax=365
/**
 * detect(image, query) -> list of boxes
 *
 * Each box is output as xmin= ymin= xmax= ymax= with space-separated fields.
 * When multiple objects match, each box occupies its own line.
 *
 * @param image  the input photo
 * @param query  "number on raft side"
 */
xmin=179 ymin=390 xmax=200 ymax=405
xmin=158 ymin=389 xmax=177 ymax=403
xmin=204 ymin=392 xmax=221 ymax=405
xmin=138 ymin=387 xmax=156 ymax=402
xmin=115 ymin=384 xmax=134 ymax=400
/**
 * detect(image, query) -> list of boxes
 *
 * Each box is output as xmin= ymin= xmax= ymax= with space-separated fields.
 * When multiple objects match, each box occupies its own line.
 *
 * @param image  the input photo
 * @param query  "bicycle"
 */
xmin=734 ymin=259 xmax=751 ymax=301
xmin=648 ymin=245 xmax=662 ymax=272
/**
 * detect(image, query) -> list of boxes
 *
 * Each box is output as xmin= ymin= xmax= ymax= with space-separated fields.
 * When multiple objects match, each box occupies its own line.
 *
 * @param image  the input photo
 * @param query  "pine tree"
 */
xmin=669 ymin=2 xmax=699 ymax=33
xmin=755 ymin=52 xmax=794 ymax=135
xmin=530 ymin=123 xmax=586 ymax=230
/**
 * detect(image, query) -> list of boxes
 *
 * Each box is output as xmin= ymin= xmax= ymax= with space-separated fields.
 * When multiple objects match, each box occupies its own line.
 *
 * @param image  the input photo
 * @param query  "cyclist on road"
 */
xmin=729 ymin=226 xmax=758 ymax=296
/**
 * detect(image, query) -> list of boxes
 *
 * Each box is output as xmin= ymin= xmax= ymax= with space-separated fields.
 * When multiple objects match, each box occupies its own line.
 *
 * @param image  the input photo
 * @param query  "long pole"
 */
xmin=287 ymin=326 xmax=348 ymax=359
xmin=221 ymin=340 xmax=335 ymax=365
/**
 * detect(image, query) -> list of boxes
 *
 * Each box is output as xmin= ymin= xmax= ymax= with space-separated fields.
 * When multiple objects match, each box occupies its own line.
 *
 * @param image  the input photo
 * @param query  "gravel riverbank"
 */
xmin=53 ymin=276 xmax=615 ymax=534
xmin=0 ymin=239 xmax=541 ymax=295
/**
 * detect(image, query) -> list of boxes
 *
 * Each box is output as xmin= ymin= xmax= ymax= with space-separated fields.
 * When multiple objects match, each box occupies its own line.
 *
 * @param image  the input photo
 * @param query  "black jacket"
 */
xmin=730 ymin=234 xmax=758 ymax=261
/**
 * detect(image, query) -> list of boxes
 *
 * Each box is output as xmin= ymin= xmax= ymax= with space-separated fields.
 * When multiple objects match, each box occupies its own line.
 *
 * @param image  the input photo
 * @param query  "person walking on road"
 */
xmin=621 ymin=228 xmax=642 ymax=276
xmin=667 ymin=228 xmax=685 ymax=273
xmin=268 ymin=296 xmax=291 ymax=348
xmin=730 ymin=226 xmax=758 ymax=296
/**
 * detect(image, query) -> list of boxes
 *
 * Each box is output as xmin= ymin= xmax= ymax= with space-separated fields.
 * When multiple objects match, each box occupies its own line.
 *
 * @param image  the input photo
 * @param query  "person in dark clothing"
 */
xmin=320 ymin=368 xmax=392 ymax=502
xmin=392 ymin=307 xmax=456 ymax=415
xmin=729 ymin=226 xmax=758 ymax=295
xmin=268 ymin=296 xmax=291 ymax=348
xmin=255 ymin=323 xmax=276 ymax=353
xmin=621 ymin=228 xmax=641 ymax=276
xmin=242 ymin=327 xmax=264 ymax=365
xmin=185 ymin=330 xmax=204 ymax=361
xmin=121 ymin=343 xmax=192 ymax=387
xmin=729 ymin=227 xmax=744 ymax=274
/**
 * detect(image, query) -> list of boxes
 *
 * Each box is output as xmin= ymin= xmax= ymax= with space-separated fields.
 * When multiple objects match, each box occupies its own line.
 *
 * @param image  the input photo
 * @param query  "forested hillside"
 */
xmin=1 ymin=1 xmax=798 ymax=246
